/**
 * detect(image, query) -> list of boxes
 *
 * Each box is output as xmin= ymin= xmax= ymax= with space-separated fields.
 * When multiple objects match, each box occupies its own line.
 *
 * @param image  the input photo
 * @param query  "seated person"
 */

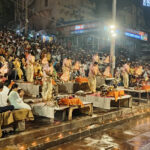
xmin=0 ymin=82 xmax=14 ymax=113
xmin=8 ymin=84 xmax=31 ymax=110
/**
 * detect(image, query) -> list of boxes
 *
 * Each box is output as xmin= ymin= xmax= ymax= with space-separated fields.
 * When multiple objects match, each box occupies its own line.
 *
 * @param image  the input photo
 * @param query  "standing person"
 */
xmin=61 ymin=58 xmax=72 ymax=82
xmin=122 ymin=63 xmax=130 ymax=88
xmin=21 ymin=58 xmax=27 ymax=81
xmin=26 ymin=52 xmax=35 ymax=82
xmin=42 ymin=53 xmax=48 ymax=66
xmin=7 ymin=56 xmax=17 ymax=81
xmin=88 ymin=62 xmax=101 ymax=93
xmin=42 ymin=61 xmax=53 ymax=101
xmin=13 ymin=58 xmax=23 ymax=80
xmin=73 ymin=61 xmax=80 ymax=77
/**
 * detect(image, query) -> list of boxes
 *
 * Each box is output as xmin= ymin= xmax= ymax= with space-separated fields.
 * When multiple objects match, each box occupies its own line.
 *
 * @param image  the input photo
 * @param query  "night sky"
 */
xmin=95 ymin=0 xmax=150 ymax=28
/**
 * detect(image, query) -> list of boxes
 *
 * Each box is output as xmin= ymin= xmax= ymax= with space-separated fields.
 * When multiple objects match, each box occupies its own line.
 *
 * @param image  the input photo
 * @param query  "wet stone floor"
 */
xmin=50 ymin=115 xmax=150 ymax=150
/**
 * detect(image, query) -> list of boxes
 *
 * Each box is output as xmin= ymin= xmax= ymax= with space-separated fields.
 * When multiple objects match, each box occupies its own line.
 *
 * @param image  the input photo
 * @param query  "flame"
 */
xmin=31 ymin=142 xmax=37 ymax=147
xmin=58 ymin=133 xmax=63 ymax=139
xmin=19 ymin=146 xmax=26 ymax=150
xmin=45 ymin=137 xmax=50 ymax=142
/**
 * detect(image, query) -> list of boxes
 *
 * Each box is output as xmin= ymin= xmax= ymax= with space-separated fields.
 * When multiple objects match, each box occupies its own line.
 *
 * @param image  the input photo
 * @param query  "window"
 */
xmin=45 ymin=0 xmax=48 ymax=7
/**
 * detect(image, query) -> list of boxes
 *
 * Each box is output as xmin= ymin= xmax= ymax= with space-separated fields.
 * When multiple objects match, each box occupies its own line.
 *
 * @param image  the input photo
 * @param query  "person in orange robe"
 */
xmin=61 ymin=58 xmax=72 ymax=82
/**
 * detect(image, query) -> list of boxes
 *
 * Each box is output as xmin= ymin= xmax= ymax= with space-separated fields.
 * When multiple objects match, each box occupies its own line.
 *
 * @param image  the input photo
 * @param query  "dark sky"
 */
xmin=95 ymin=0 xmax=150 ymax=28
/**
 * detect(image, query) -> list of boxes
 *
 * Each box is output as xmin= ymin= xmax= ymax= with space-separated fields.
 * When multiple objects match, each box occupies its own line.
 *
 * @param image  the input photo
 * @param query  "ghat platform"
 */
xmin=1 ymin=102 xmax=150 ymax=150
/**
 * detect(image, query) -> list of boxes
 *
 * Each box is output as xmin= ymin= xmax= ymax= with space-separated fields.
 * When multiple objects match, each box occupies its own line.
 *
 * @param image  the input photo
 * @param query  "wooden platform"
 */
xmin=123 ymin=88 xmax=150 ymax=103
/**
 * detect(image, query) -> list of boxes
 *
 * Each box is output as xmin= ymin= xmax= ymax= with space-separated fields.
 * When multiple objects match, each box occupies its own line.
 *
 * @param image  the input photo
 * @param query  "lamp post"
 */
xmin=110 ymin=0 xmax=117 ymax=77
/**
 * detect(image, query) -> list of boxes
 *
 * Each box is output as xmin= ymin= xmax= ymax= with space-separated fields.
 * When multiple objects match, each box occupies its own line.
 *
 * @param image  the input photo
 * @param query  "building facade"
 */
xmin=28 ymin=0 xmax=96 ymax=32
xmin=117 ymin=0 xmax=146 ymax=30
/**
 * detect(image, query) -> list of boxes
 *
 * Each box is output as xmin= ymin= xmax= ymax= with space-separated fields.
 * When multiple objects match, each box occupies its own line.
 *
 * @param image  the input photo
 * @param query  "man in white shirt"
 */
xmin=0 ymin=82 xmax=14 ymax=113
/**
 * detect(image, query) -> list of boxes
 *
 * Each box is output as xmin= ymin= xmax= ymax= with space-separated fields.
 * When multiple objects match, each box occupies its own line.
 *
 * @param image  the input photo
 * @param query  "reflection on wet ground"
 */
xmin=51 ymin=116 xmax=150 ymax=150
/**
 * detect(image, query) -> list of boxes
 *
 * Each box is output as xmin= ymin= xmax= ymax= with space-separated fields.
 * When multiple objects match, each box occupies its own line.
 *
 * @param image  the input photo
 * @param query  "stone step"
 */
xmin=8 ymin=110 xmax=150 ymax=150
xmin=1 ymin=105 xmax=150 ymax=150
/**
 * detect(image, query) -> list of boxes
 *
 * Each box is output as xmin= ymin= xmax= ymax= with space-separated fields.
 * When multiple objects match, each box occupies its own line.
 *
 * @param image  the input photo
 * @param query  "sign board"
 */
xmin=143 ymin=0 xmax=150 ymax=7
xmin=125 ymin=31 xmax=148 ymax=41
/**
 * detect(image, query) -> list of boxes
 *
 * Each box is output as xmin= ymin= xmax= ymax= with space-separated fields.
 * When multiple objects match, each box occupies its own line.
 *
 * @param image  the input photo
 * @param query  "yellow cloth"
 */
xmin=107 ymin=90 xmax=125 ymax=102
xmin=0 ymin=111 xmax=14 ymax=138
xmin=12 ymin=109 xmax=34 ymax=121
xmin=88 ymin=76 xmax=96 ymax=93
xmin=13 ymin=60 xmax=23 ymax=79
xmin=0 ymin=109 xmax=34 ymax=138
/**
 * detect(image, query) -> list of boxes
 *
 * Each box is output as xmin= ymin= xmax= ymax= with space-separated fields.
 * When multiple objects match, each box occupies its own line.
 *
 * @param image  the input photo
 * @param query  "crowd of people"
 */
xmin=0 ymin=30 xmax=150 ymax=112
